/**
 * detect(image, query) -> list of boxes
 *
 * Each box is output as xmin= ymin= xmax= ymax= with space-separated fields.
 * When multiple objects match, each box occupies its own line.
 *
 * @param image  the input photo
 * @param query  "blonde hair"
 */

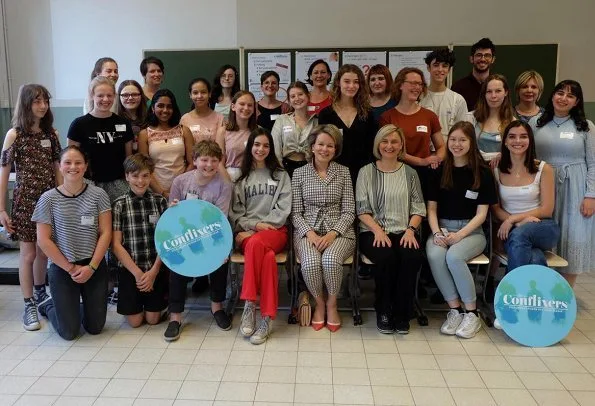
xmin=87 ymin=76 xmax=115 ymax=112
xmin=514 ymin=70 xmax=544 ymax=102
xmin=373 ymin=124 xmax=406 ymax=160
xmin=307 ymin=124 xmax=343 ymax=161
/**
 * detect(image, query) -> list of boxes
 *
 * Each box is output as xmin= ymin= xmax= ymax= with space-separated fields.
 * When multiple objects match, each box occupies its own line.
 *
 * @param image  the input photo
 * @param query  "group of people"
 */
xmin=0 ymin=37 xmax=592 ymax=344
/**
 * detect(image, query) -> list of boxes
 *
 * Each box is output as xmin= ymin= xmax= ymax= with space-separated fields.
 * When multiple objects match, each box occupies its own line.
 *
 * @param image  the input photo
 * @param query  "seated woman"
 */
xmin=230 ymin=128 xmax=291 ymax=345
xmin=492 ymin=120 xmax=560 ymax=271
xmin=425 ymin=121 xmax=497 ymax=339
xmin=356 ymin=124 xmax=426 ymax=334
xmin=271 ymin=81 xmax=318 ymax=177
xmin=33 ymin=146 xmax=112 ymax=340
xmin=256 ymin=70 xmax=290 ymax=131
xmin=292 ymin=124 xmax=356 ymax=332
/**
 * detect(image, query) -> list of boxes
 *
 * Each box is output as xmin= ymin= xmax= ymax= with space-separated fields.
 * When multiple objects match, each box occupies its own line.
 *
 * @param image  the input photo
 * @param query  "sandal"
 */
xmin=297 ymin=291 xmax=312 ymax=327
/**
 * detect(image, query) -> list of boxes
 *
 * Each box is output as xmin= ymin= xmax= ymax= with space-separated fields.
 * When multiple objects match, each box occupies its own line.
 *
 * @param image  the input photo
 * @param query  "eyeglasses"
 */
xmin=473 ymin=53 xmax=493 ymax=60
xmin=403 ymin=81 xmax=424 ymax=88
xmin=120 ymin=93 xmax=141 ymax=99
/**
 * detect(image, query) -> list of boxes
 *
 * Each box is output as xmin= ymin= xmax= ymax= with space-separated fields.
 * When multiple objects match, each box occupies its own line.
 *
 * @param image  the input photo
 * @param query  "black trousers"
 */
xmin=168 ymin=263 xmax=228 ymax=313
xmin=359 ymin=231 xmax=423 ymax=323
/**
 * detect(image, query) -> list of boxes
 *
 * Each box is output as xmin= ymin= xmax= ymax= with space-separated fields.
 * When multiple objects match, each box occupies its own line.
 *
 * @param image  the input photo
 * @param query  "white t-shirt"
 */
xmin=420 ymin=88 xmax=468 ymax=139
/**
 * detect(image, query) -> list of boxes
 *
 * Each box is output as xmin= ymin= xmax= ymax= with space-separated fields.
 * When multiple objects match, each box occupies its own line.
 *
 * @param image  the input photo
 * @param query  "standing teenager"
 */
xmin=209 ymin=65 xmax=241 ymax=121
xmin=0 ymin=84 xmax=61 ymax=331
xmin=83 ymin=57 xmax=119 ymax=115
xmin=180 ymin=77 xmax=225 ymax=143
xmin=116 ymin=80 xmax=148 ymax=153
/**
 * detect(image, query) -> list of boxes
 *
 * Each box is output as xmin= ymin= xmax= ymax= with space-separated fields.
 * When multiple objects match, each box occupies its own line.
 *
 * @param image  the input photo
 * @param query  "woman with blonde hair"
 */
xmin=514 ymin=70 xmax=544 ymax=123
xmin=356 ymin=124 xmax=426 ymax=334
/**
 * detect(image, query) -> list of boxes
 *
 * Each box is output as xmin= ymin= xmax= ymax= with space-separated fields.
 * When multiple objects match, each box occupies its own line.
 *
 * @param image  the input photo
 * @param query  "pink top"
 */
xmin=307 ymin=95 xmax=332 ymax=116
xmin=147 ymin=125 xmax=187 ymax=190
xmin=180 ymin=110 xmax=224 ymax=143
xmin=224 ymin=129 xmax=250 ymax=168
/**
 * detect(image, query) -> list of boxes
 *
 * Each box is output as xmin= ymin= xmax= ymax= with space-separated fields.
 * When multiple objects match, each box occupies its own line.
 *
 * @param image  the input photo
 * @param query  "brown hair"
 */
xmin=12 ymin=84 xmax=54 ymax=133
xmin=367 ymin=64 xmax=393 ymax=97
xmin=473 ymin=74 xmax=514 ymax=133
xmin=225 ymin=91 xmax=257 ymax=131
xmin=193 ymin=140 xmax=223 ymax=161
xmin=441 ymin=121 xmax=488 ymax=190
xmin=331 ymin=64 xmax=370 ymax=120
xmin=498 ymin=120 xmax=539 ymax=175
xmin=123 ymin=153 xmax=155 ymax=174
xmin=391 ymin=67 xmax=427 ymax=102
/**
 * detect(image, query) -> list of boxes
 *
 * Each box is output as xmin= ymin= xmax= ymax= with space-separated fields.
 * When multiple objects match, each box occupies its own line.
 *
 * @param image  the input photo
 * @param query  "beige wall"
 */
xmin=236 ymin=0 xmax=595 ymax=100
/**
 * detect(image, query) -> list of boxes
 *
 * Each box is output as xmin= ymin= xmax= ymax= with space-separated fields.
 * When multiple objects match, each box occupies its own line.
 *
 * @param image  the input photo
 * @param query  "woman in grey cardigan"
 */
xmin=291 ymin=124 xmax=356 ymax=333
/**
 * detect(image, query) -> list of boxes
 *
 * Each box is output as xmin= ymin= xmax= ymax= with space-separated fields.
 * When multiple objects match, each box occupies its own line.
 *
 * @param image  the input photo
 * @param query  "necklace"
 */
xmin=552 ymin=116 xmax=571 ymax=128
xmin=61 ymin=183 xmax=85 ymax=197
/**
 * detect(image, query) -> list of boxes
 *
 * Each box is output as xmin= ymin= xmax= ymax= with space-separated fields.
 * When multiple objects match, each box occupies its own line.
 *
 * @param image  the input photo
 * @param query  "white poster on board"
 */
xmin=247 ymin=52 xmax=291 ymax=100
xmin=388 ymin=50 xmax=432 ymax=83
xmin=295 ymin=51 xmax=340 ymax=90
xmin=342 ymin=51 xmax=387 ymax=77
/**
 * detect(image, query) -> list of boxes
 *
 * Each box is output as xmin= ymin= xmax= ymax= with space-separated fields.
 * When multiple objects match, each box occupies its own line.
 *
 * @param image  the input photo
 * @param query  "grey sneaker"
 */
xmin=240 ymin=301 xmax=256 ymax=337
xmin=440 ymin=309 xmax=464 ymax=335
xmin=250 ymin=317 xmax=272 ymax=345
xmin=23 ymin=299 xmax=41 ymax=331
xmin=33 ymin=288 xmax=50 ymax=305
xmin=456 ymin=312 xmax=482 ymax=339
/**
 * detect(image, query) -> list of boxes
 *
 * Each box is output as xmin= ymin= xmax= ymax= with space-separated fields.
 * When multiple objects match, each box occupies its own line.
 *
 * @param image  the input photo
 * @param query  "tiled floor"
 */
xmin=1 ymin=253 xmax=595 ymax=405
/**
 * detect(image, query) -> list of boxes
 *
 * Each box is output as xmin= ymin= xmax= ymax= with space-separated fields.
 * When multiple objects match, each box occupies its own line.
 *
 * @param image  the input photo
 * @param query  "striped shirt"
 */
xmin=355 ymin=162 xmax=426 ymax=234
xmin=112 ymin=190 xmax=168 ymax=270
xmin=31 ymin=184 xmax=111 ymax=262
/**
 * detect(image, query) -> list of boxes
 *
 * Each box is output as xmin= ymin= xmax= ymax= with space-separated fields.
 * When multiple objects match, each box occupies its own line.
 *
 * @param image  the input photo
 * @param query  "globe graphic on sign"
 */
xmin=154 ymin=199 xmax=233 ymax=277
xmin=494 ymin=264 xmax=576 ymax=347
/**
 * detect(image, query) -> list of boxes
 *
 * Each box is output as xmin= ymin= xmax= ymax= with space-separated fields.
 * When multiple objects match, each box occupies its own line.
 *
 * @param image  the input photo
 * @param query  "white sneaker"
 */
xmin=250 ymin=317 xmax=272 ymax=345
xmin=456 ymin=312 xmax=482 ymax=339
xmin=440 ymin=309 xmax=464 ymax=335
xmin=493 ymin=318 xmax=502 ymax=330
xmin=240 ymin=301 xmax=256 ymax=337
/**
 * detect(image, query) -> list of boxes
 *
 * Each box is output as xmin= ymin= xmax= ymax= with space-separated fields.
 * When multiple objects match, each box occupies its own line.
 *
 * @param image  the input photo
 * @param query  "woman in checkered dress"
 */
xmin=291 ymin=124 xmax=356 ymax=332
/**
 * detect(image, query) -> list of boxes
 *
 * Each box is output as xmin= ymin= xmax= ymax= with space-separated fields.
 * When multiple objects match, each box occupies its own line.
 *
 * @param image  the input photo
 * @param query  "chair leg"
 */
xmin=414 ymin=267 xmax=428 ymax=326
xmin=226 ymin=262 xmax=240 ymax=317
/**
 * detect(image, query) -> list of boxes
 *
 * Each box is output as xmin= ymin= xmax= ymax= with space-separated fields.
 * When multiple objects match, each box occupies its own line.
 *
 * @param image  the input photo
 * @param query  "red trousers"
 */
xmin=240 ymin=226 xmax=288 ymax=319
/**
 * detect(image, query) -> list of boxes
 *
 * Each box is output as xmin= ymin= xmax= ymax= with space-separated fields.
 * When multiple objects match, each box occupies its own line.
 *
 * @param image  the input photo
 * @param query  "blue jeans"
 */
xmin=46 ymin=259 xmax=108 ymax=340
xmin=504 ymin=219 xmax=560 ymax=272
xmin=426 ymin=219 xmax=486 ymax=305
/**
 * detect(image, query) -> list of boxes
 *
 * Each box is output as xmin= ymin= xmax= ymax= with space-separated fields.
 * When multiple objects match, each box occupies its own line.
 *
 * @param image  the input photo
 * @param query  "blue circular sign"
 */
xmin=154 ymin=199 xmax=233 ymax=277
xmin=494 ymin=264 xmax=576 ymax=347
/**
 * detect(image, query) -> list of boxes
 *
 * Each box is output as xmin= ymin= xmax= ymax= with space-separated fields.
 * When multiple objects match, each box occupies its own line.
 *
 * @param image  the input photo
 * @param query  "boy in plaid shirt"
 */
xmin=112 ymin=154 xmax=168 ymax=327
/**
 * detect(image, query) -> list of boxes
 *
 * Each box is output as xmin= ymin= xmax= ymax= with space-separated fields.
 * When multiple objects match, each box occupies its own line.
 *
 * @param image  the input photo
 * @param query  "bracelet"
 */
xmin=407 ymin=225 xmax=417 ymax=232
xmin=433 ymin=232 xmax=443 ymax=237
xmin=88 ymin=263 xmax=98 ymax=272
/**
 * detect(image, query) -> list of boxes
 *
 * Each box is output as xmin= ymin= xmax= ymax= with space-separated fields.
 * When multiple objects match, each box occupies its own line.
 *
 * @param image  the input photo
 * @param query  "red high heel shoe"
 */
xmin=326 ymin=321 xmax=341 ymax=333
xmin=311 ymin=320 xmax=326 ymax=331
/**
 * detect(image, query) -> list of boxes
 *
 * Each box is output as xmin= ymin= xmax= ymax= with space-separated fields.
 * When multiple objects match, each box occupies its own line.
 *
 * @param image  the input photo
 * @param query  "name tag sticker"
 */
xmin=495 ymin=135 xmax=502 ymax=142
xmin=339 ymin=128 xmax=344 ymax=135
xmin=560 ymin=132 xmax=574 ymax=139
xmin=307 ymin=105 xmax=316 ymax=112
xmin=416 ymin=125 xmax=428 ymax=133
xmin=185 ymin=192 xmax=198 ymax=200
xmin=149 ymin=214 xmax=159 ymax=224
xmin=270 ymin=114 xmax=279 ymax=121
xmin=465 ymin=190 xmax=479 ymax=200
xmin=115 ymin=124 xmax=126 ymax=132
xmin=520 ymin=187 xmax=531 ymax=194
xmin=267 ymin=179 xmax=278 ymax=186
xmin=282 ymin=125 xmax=292 ymax=133
xmin=171 ymin=137 xmax=183 ymax=145
xmin=40 ymin=139 xmax=51 ymax=148
xmin=190 ymin=125 xmax=200 ymax=133
xmin=132 ymin=141 xmax=138 ymax=151
xmin=81 ymin=215 xmax=94 ymax=226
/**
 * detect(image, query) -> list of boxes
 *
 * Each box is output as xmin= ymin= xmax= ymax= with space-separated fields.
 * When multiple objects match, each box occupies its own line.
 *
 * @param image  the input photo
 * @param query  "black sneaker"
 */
xmin=376 ymin=313 xmax=395 ymax=334
xmin=164 ymin=321 xmax=182 ymax=341
xmin=212 ymin=310 xmax=232 ymax=331
xmin=395 ymin=321 xmax=410 ymax=335
xmin=357 ymin=265 xmax=373 ymax=280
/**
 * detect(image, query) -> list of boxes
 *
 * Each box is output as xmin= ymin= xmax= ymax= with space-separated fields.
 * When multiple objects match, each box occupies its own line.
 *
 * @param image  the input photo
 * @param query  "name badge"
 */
xmin=40 ymin=139 xmax=51 ymax=148
xmin=495 ymin=135 xmax=502 ymax=142
xmin=520 ymin=187 xmax=532 ymax=194
xmin=267 ymin=179 xmax=278 ymax=186
xmin=282 ymin=125 xmax=293 ymax=133
xmin=81 ymin=215 xmax=94 ymax=226
xmin=148 ymin=214 xmax=159 ymax=224
xmin=465 ymin=190 xmax=478 ymax=200
xmin=190 ymin=124 xmax=200 ymax=133
xmin=244 ymin=140 xmax=248 ymax=147
xmin=339 ymin=128 xmax=344 ymax=135
xmin=270 ymin=114 xmax=279 ymax=121
xmin=132 ymin=141 xmax=138 ymax=151
xmin=560 ymin=132 xmax=574 ymax=139
xmin=115 ymin=124 xmax=126 ymax=132
xmin=185 ymin=192 xmax=199 ymax=200
xmin=171 ymin=137 xmax=183 ymax=145
xmin=307 ymin=105 xmax=316 ymax=112
xmin=416 ymin=125 xmax=428 ymax=133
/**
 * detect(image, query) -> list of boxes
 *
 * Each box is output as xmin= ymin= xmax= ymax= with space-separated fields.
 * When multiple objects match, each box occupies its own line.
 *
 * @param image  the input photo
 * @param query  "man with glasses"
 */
xmin=451 ymin=38 xmax=496 ymax=111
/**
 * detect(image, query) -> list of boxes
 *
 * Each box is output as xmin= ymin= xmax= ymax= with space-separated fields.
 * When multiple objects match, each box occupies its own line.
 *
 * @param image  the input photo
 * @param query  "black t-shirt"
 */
xmin=67 ymin=113 xmax=134 ymax=182
xmin=318 ymin=106 xmax=378 ymax=185
xmin=426 ymin=165 xmax=497 ymax=220
xmin=256 ymin=104 xmax=283 ymax=132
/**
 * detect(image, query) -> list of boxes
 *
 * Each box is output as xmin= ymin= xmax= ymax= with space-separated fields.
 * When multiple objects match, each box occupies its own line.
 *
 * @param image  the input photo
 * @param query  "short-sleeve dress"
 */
xmin=0 ymin=129 xmax=61 ymax=241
